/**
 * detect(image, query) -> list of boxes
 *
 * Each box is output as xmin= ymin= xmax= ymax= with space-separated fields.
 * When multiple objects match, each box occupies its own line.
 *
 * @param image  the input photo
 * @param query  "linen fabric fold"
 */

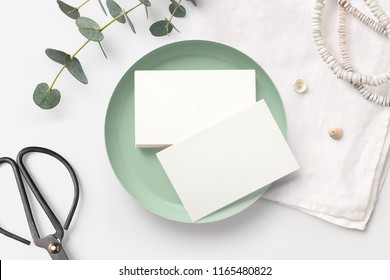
xmin=186 ymin=0 xmax=390 ymax=230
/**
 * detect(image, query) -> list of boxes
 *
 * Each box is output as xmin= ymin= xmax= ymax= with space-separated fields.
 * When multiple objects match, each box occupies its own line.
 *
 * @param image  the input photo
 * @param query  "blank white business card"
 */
xmin=157 ymin=100 xmax=299 ymax=221
xmin=135 ymin=70 xmax=256 ymax=147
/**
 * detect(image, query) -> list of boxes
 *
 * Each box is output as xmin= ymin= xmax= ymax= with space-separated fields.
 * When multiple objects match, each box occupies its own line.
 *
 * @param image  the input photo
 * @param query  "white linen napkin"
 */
xmin=186 ymin=0 xmax=390 ymax=230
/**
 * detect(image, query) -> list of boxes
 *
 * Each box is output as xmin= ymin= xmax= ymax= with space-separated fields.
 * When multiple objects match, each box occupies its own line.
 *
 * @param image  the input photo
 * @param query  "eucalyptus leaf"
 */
xmin=164 ymin=17 xmax=180 ymax=33
xmin=65 ymin=55 xmax=88 ymax=84
xmin=139 ymin=0 xmax=151 ymax=7
xmin=150 ymin=20 xmax=173 ymax=37
xmin=33 ymin=83 xmax=61 ymax=110
xmin=170 ymin=0 xmax=180 ymax=8
xmin=186 ymin=0 xmax=197 ymax=6
xmin=106 ymin=0 xmax=126 ymax=23
xmin=57 ymin=0 xmax=80 ymax=19
xmin=145 ymin=5 xmax=149 ymax=19
xmin=98 ymin=42 xmax=108 ymax=59
xmin=98 ymin=0 xmax=108 ymax=16
xmin=76 ymin=17 xmax=104 ymax=41
xmin=123 ymin=8 xmax=136 ymax=34
xmin=170 ymin=22 xmax=180 ymax=33
xmin=169 ymin=2 xmax=186 ymax=17
xmin=45 ymin=48 xmax=68 ymax=65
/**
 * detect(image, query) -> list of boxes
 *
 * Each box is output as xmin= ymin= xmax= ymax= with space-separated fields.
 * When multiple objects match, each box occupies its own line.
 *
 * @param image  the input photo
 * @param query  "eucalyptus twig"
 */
xmin=49 ymin=39 xmax=91 ymax=91
xmin=169 ymin=0 xmax=182 ymax=21
xmin=34 ymin=0 xmax=197 ymax=110
xmin=101 ymin=2 xmax=142 ymax=31
xmin=149 ymin=0 xmax=187 ymax=37
xmin=167 ymin=0 xmax=182 ymax=34
xmin=50 ymin=3 xmax=142 ymax=91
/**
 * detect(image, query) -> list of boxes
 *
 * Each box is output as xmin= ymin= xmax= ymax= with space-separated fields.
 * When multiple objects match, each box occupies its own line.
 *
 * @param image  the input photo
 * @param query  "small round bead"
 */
xmin=328 ymin=126 xmax=343 ymax=140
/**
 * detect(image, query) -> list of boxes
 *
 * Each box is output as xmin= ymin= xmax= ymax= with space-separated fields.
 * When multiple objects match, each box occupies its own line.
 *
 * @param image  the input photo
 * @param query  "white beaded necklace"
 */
xmin=313 ymin=0 xmax=390 ymax=106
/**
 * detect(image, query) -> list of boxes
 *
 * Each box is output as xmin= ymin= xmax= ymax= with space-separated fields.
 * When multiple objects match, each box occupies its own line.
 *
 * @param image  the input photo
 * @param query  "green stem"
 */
xmin=68 ymin=0 xmax=91 ymax=14
xmin=100 ymin=2 xmax=143 ymax=31
xmin=49 ymin=2 xmax=143 ymax=90
xmin=72 ymin=39 xmax=91 ymax=58
xmin=50 ymin=39 xmax=90 ymax=90
xmin=50 ymin=65 xmax=66 ymax=90
xmin=77 ymin=0 xmax=91 ymax=10
xmin=166 ymin=0 xmax=181 ymax=34
xmin=169 ymin=0 xmax=182 ymax=22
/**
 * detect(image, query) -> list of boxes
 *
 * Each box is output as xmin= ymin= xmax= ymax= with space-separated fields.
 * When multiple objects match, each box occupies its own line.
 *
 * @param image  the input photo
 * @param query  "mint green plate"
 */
xmin=105 ymin=40 xmax=286 ymax=223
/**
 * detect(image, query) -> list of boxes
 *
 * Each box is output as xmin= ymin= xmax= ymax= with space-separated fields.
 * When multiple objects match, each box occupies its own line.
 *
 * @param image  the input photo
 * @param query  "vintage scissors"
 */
xmin=0 ymin=147 xmax=79 ymax=260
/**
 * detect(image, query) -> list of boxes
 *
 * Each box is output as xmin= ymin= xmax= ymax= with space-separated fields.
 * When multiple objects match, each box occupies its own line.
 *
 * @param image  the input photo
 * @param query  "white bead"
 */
xmin=347 ymin=71 xmax=353 ymax=82
xmin=318 ymin=47 xmax=328 ymax=54
xmin=357 ymin=73 xmax=362 ymax=83
xmin=377 ymin=10 xmax=385 ymax=17
xmin=373 ymin=76 xmax=379 ymax=86
xmin=362 ymin=90 xmax=371 ymax=98
xmin=325 ymin=55 xmax=334 ymax=63
xmin=369 ymin=1 xmax=377 ymax=8
xmin=313 ymin=33 xmax=322 ymax=39
xmin=313 ymin=0 xmax=390 ymax=107
xmin=335 ymin=67 xmax=343 ymax=77
xmin=312 ymin=25 xmax=321 ymax=32
xmin=352 ymin=73 xmax=359 ymax=84
xmin=293 ymin=79 xmax=308 ymax=93
xmin=363 ymin=91 xmax=371 ymax=99
xmin=322 ymin=53 xmax=330 ymax=60
xmin=315 ymin=2 xmax=325 ymax=9
xmin=312 ymin=23 xmax=321 ymax=29
xmin=333 ymin=64 xmax=341 ymax=72
xmin=379 ymin=74 xmax=386 ymax=84
xmin=362 ymin=75 xmax=367 ymax=84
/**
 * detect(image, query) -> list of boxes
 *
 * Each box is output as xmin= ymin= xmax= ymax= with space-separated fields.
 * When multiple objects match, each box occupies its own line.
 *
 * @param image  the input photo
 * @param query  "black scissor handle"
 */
xmin=16 ymin=147 xmax=80 ymax=244
xmin=0 ymin=157 xmax=32 ymax=245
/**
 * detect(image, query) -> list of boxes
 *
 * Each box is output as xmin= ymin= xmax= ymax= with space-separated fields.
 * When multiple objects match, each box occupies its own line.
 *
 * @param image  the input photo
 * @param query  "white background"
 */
xmin=0 ymin=0 xmax=390 ymax=260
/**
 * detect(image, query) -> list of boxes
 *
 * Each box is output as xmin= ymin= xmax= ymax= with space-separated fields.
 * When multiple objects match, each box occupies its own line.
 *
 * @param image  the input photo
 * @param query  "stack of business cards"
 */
xmin=135 ymin=70 xmax=299 ymax=221
xmin=135 ymin=70 xmax=256 ymax=147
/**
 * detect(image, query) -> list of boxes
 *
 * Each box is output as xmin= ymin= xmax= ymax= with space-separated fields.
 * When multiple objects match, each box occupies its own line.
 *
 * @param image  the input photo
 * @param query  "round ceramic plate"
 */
xmin=105 ymin=40 xmax=286 ymax=223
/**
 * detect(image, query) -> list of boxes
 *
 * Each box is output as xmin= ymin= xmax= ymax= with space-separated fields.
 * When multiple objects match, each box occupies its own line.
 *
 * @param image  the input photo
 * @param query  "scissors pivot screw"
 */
xmin=48 ymin=242 xmax=61 ymax=254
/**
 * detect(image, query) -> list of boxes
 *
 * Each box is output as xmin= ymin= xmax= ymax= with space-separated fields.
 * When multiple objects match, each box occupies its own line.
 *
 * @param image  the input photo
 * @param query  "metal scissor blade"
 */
xmin=38 ymin=235 xmax=69 ymax=260
xmin=50 ymin=246 xmax=69 ymax=260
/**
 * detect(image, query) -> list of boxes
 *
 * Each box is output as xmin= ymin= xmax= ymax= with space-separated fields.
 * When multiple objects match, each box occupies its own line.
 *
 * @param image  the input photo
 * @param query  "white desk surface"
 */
xmin=1 ymin=1 xmax=390 ymax=260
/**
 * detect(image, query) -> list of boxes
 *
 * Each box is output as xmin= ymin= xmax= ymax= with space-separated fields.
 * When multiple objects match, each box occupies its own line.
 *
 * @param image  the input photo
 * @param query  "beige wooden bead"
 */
xmin=328 ymin=126 xmax=343 ymax=140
